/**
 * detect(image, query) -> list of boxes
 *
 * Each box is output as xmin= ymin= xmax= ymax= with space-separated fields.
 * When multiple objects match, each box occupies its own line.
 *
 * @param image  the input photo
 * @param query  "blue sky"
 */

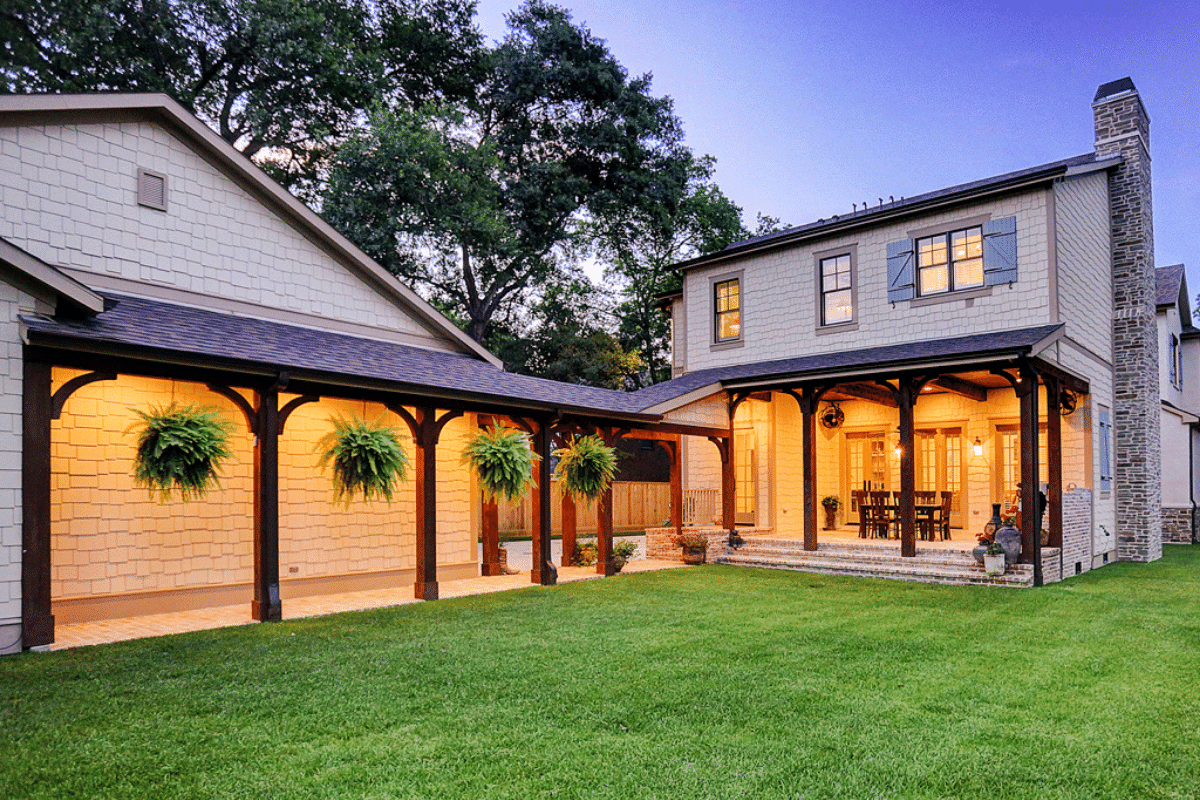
xmin=475 ymin=0 xmax=1200 ymax=309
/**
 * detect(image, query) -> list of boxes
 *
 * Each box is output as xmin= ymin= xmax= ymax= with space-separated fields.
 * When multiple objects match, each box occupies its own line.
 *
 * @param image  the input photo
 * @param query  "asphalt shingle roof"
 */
xmin=1156 ymin=264 xmax=1186 ymax=308
xmin=23 ymin=294 xmax=1067 ymax=420
xmin=23 ymin=294 xmax=655 ymax=418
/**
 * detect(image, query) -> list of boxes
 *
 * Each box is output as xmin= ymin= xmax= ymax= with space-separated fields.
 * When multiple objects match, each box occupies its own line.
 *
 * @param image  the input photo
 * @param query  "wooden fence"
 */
xmin=495 ymin=480 xmax=671 ymax=534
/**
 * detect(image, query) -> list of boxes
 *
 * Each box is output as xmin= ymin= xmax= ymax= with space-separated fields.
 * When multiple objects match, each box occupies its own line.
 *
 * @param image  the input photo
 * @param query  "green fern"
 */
xmin=461 ymin=424 xmax=539 ymax=502
xmin=129 ymin=404 xmax=234 ymax=502
xmin=554 ymin=434 xmax=618 ymax=503
xmin=317 ymin=415 xmax=410 ymax=506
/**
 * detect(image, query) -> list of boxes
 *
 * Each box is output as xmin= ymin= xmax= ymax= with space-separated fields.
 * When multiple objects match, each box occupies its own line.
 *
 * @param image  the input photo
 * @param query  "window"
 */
xmin=916 ymin=226 xmax=983 ymax=295
xmin=1098 ymin=408 xmax=1112 ymax=492
xmin=714 ymin=277 xmax=740 ymax=342
xmin=1169 ymin=333 xmax=1182 ymax=390
xmin=820 ymin=253 xmax=853 ymax=325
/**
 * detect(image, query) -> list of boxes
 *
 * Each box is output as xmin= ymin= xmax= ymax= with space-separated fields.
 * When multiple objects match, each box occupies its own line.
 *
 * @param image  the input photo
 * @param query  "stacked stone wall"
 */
xmin=1161 ymin=507 xmax=1194 ymax=545
xmin=644 ymin=527 xmax=727 ymax=562
xmin=1093 ymin=86 xmax=1162 ymax=562
xmin=1062 ymin=488 xmax=1095 ymax=577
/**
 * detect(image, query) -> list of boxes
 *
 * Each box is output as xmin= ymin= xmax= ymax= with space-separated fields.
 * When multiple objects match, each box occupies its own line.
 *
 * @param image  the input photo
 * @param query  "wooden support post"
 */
xmin=800 ymin=391 xmax=819 ymax=552
xmin=21 ymin=358 xmax=54 ymax=648
xmin=897 ymin=378 xmax=918 ymax=559
xmin=721 ymin=430 xmax=736 ymax=532
xmin=252 ymin=387 xmax=282 ymax=621
xmin=597 ymin=429 xmax=617 ymax=576
xmin=560 ymin=491 xmax=577 ymax=568
xmin=1019 ymin=362 xmax=1043 ymax=585
xmin=1046 ymin=374 xmax=1064 ymax=550
xmin=661 ymin=437 xmax=683 ymax=536
xmin=532 ymin=420 xmax=555 ymax=585
xmin=481 ymin=499 xmax=501 ymax=576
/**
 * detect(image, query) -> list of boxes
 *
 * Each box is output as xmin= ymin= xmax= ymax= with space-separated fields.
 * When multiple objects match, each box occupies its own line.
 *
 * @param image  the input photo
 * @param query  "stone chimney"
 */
xmin=1093 ymin=77 xmax=1161 ymax=561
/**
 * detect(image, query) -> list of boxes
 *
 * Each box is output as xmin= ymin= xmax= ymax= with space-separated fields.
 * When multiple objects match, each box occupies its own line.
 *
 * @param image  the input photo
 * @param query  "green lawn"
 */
xmin=2 ymin=550 xmax=1199 ymax=799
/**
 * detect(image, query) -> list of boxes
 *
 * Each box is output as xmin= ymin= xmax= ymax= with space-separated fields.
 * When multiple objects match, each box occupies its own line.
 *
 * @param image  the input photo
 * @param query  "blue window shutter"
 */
xmin=983 ymin=216 xmax=1018 ymax=286
xmin=1099 ymin=409 xmax=1112 ymax=491
xmin=886 ymin=238 xmax=915 ymax=302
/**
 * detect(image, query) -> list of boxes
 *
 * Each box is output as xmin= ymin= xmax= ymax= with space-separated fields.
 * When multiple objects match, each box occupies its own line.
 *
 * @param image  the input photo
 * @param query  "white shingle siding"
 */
xmin=682 ymin=190 xmax=1052 ymax=371
xmin=0 ymin=121 xmax=445 ymax=346
xmin=0 ymin=282 xmax=29 ymax=632
xmin=1054 ymin=171 xmax=1113 ymax=364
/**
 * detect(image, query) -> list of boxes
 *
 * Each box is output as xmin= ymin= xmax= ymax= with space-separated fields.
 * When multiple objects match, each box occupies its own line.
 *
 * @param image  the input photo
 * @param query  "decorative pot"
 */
xmin=823 ymin=508 xmax=837 ymax=530
xmin=983 ymin=553 xmax=1006 ymax=576
xmin=983 ymin=503 xmax=1003 ymax=540
xmin=972 ymin=544 xmax=988 ymax=565
xmin=994 ymin=521 xmax=1022 ymax=566
xmin=682 ymin=545 xmax=707 ymax=565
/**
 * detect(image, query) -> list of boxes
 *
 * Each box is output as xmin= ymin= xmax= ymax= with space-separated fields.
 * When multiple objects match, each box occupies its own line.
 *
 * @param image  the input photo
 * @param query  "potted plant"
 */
xmin=821 ymin=495 xmax=841 ymax=530
xmin=129 ymin=403 xmax=234 ymax=502
xmin=462 ymin=424 xmax=538 ymax=501
xmin=572 ymin=539 xmax=598 ymax=566
xmin=317 ymin=414 xmax=409 ymax=506
xmin=973 ymin=529 xmax=993 ymax=565
xmin=611 ymin=540 xmax=638 ymax=573
xmin=553 ymin=434 xmax=618 ymax=503
xmin=983 ymin=541 xmax=1007 ymax=576
xmin=671 ymin=531 xmax=710 ymax=565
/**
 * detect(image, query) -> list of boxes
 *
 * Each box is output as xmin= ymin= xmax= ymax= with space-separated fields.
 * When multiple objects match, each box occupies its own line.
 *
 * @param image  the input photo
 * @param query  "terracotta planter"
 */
xmin=682 ymin=545 xmax=707 ymax=565
xmin=823 ymin=508 xmax=838 ymax=530
xmin=984 ymin=553 xmax=1006 ymax=576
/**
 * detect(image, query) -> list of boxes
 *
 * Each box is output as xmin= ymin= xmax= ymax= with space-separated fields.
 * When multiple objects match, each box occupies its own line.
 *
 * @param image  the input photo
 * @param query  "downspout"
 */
xmin=1191 ymin=424 xmax=1198 ymax=544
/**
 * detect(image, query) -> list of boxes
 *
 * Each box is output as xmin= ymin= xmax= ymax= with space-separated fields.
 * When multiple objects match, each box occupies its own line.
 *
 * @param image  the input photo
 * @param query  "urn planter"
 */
xmin=983 ymin=553 xmax=1006 ymax=576
xmin=682 ymin=545 xmax=707 ymax=565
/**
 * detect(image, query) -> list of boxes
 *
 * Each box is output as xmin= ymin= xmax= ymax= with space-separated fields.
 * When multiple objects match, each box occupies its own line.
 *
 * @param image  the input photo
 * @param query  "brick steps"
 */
xmin=717 ymin=538 xmax=1034 ymax=587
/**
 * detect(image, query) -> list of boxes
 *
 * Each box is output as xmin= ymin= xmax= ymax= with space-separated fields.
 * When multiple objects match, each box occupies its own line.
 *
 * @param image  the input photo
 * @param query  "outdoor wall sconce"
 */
xmin=972 ymin=437 xmax=984 ymax=457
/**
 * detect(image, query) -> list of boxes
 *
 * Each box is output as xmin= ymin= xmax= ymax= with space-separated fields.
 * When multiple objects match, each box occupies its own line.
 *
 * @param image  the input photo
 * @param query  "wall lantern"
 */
xmin=972 ymin=437 xmax=984 ymax=457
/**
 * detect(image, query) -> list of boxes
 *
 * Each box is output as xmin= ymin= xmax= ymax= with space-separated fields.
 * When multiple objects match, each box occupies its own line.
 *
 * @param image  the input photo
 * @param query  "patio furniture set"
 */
xmin=851 ymin=490 xmax=953 ymax=542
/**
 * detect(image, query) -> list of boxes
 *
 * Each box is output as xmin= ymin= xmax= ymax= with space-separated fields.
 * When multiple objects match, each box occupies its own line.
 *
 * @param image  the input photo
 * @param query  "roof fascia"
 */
xmin=673 ymin=157 xmax=1120 ymax=274
xmin=639 ymin=382 xmax=726 ymax=415
xmin=1162 ymin=400 xmax=1200 ymax=425
xmin=0 ymin=93 xmax=501 ymax=367
xmin=0 ymin=237 xmax=105 ymax=315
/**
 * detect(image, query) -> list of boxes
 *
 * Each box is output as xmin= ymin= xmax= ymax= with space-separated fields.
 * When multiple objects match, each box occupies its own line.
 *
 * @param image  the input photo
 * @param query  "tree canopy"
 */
xmin=0 ymin=0 xmax=483 ymax=194
xmin=322 ymin=0 xmax=690 ymax=344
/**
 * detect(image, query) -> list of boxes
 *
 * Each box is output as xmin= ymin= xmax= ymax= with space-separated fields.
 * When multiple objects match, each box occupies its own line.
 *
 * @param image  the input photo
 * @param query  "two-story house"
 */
xmin=1155 ymin=264 xmax=1200 ymax=543
xmin=643 ymin=78 xmax=1166 ymax=584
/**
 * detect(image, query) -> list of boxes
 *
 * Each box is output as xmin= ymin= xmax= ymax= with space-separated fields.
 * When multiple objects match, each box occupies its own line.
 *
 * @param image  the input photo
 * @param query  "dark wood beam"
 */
xmin=833 ymin=382 xmax=898 ymax=408
xmin=532 ymin=419 xmax=555 ymax=585
xmin=22 ymin=357 xmax=53 ymax=648
xmin=1045 ymin=373 xmax=1064 ymax=551
xmin=596 ymin=428 xmax=617 ymax=576
xmin=659 ymin=438 xmax=683 ymax=539
xmin=560 ymin=491 xmax=577 ymax=569
xmin=51 ymin=371 xmax=116 ymax=419
xmin=1019 ymin=361 xmax=1043 ymax=585
xmin=252 ymin=387 xmax=282 ymax=622
xmin=897 ymin=377 xmax=918 ymax=558
xmin=481 ymin=499 xmax=502 ymax=576
xmin=929 ymin=374 xmax=987 ymax=403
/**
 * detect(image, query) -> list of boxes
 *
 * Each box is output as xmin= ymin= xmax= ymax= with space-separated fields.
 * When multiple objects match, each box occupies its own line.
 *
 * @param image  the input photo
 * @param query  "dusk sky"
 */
xmin=476 ymin=0 xmax=1199 ymax=307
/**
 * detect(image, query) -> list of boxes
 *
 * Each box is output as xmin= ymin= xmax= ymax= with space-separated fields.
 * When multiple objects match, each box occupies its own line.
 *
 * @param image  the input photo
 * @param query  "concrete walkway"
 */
xmin=52 ymin=535 xmax=678 ymax=651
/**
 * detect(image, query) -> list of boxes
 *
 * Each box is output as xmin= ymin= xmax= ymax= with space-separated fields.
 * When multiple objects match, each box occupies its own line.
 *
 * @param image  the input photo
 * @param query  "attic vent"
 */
xmin=137 ymin=168 xmax=167 ymax=211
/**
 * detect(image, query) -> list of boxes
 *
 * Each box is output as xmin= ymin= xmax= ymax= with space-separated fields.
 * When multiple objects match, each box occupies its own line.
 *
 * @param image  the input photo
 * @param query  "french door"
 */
xmin=916 ymin=427 xmax=965 ymax=528
xmin=845 ymin=431 xmax=889 ymax=525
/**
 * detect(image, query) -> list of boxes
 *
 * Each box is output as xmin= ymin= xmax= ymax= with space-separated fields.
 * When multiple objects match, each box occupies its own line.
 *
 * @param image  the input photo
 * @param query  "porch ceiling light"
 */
xmin=972 ymin=437 xmax=984 ymax=457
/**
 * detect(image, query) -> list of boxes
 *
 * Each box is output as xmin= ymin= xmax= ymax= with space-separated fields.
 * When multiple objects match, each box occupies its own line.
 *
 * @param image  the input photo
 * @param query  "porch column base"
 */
xmin=22 ymin=613 xmax=54 ymax=648
xmin=416 ymin=581 xmax=439 ymax=601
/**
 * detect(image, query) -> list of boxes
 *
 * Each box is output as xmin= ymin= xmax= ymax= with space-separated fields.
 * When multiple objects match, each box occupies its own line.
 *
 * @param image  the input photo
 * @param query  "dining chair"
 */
xmin=938 ymin=491 xmax=953 ymax=540
xmin=866 ymin=491 xmax=893 ymax=538
xmin=851 ymin=490 xmax=868 ymax=538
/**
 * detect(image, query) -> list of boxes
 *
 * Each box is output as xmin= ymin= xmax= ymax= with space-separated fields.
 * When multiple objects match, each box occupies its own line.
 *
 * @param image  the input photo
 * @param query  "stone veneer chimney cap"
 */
xmin=1094 ymin=77 xmax=1138 ymax=103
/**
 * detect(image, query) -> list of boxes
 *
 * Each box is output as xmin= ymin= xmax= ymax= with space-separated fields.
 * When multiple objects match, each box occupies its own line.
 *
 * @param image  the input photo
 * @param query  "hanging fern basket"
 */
xmin=554 ymin=434 xmax=618 ymax=503
xmin=129 ymin=403 xmax=234 ymax=502
xmin=317 ymin=415 xmax=410 ymax=506
xmin=461 ymin=424 xmax=539 ymax=502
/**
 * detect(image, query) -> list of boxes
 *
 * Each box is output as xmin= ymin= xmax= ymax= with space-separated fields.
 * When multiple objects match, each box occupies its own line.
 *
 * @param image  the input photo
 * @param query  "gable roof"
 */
xmin=630 ymin=324 xmax=1068 ymax=413
xmin=1156 ymin=264 xmax=1187 ymax=308
xmin=0 ymin=236 xmax=104 ymax=316
xmin=672 ymin=152 xmax=1121 ymax=273
xmin=0 ymin=92 xmax=500 ymax=367
xmin=22 ymin=293 xmax=658 ymax=421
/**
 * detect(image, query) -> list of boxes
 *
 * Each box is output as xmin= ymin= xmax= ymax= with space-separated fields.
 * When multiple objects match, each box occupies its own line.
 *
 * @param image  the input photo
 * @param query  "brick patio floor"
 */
xmin=51 ymin=558 xmax=688 ymax=650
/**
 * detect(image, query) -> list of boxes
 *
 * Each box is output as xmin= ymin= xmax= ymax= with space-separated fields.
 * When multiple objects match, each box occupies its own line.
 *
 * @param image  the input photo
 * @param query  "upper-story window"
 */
xmin=1169 ymin=333 xmax=1182 ymax=390
xmin=820 ymin=253 xmax=854 ymax=325
xmin=714 ymin=277 xmax=741 ymax=342
xmin=916 ymin=226 xmax=983 ymax=295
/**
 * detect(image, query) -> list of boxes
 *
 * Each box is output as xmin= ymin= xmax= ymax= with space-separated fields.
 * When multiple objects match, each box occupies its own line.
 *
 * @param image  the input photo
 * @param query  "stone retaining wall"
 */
xmin=645 ymin=527 xmax=728 ymax=563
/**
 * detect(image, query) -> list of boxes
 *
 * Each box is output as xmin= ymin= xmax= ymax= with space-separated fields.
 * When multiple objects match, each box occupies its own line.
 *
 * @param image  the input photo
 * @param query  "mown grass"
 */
xmin=2 ymin=548 xmax=1198 ymax=799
